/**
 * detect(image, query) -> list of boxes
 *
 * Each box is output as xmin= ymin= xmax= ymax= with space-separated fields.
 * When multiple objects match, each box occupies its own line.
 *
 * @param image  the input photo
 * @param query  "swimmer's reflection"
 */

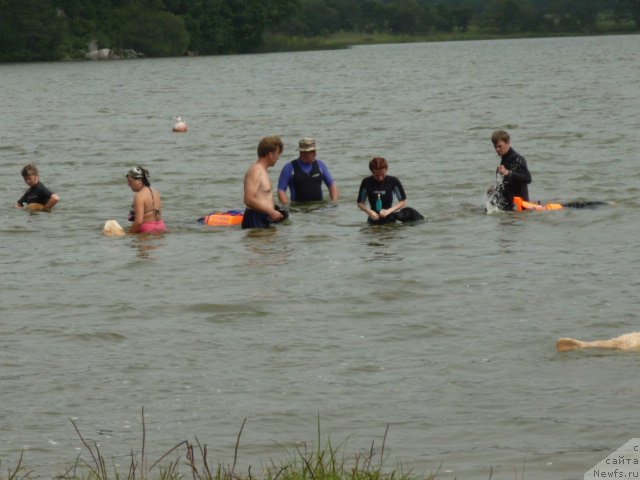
xmin=243 ymin=229 xmax=292 ymax=267
xmin=131 ymin=233 xmax=166 ymax=259
xmin=359 ymin=224 xmax=403 ymax=262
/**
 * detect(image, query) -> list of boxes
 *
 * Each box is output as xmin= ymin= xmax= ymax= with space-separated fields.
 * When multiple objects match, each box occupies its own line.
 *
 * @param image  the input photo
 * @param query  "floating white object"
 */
xmin=557 ymin=332 xmax=640 ymax=351
xmin=103 ymin=219 xmax=126 ymax=236
xmin=172 ymin=116 xmax=188 ymax=132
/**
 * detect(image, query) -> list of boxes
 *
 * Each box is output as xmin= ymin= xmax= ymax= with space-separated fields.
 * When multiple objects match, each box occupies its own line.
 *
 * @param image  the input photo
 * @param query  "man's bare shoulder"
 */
xmin=246 ymin=161 xmax=268 ymax=177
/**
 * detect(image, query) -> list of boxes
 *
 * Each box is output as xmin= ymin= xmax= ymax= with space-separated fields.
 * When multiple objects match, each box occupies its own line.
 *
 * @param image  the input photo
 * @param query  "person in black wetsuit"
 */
xmin=489 ymin=130 xmax=532 ymax=211
xmin=357 ymin=157 xmax=424 ymax=225
xmin=15 ymin=164 xmax=60 ymax=211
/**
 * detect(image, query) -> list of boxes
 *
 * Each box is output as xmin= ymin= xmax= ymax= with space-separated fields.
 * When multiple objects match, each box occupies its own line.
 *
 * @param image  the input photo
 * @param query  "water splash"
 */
xmin=484 ymin=181 xmax=503 ymax=214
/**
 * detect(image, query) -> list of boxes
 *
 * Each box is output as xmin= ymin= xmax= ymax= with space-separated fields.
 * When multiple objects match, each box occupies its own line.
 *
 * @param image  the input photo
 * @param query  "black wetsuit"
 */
xmin=291 ymin=160 xmax=323 ymax=201
xmin=496 ymin=148 xmax=532 ymax=211
xmin=17 ymin=182 xmax=54 ymax=206
xmin=357 ymin=175 xmax=423 ymax=225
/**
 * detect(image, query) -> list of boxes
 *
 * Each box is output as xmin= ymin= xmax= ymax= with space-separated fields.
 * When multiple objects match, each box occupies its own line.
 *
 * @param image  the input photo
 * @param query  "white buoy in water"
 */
xmin=172 ymin=116 xmax=188 ymax=132
xmin=103 ymin=219 xmax=126 ymax=236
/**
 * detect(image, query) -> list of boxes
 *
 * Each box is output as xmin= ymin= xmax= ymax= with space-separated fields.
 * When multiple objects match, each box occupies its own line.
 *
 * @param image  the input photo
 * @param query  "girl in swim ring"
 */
xmin=126 ymin=166 xmax=167 ymax=234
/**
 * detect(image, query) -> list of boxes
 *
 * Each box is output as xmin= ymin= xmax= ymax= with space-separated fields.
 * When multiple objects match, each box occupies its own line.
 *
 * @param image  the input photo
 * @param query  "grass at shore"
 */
xmin=1 ymin=412 xmax=441 ymax=480
xmin=261 ymin=26 xmax=639 ymax=53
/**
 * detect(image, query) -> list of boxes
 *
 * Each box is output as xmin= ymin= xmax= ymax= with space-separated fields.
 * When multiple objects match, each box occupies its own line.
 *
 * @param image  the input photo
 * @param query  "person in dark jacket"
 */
xmin=15 ymin=164 xmax=60 ymax=211
xmin=489 ymin=130 xmax=532 ymax=211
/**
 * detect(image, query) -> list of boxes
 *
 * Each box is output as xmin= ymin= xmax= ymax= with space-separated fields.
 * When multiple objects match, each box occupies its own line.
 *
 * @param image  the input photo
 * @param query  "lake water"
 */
xmin=1 ymin=34 xmax=640 ymax=480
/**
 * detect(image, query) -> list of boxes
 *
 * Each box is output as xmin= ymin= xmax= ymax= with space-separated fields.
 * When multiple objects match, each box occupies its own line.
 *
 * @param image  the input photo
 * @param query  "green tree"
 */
xmin=381 ymin=0 xmax=429 ymax=34
xmin=481 ymin=0 xmax=536 ymax=33
xmin=451 ymin=5 xmax=474 ymax=31
xmin=230 ymin=0 xmax=280 ymax=50
xmin=115 ymin=2 xmax=190 ymax=56
xmin=563 ymin=0 xmax=599 ymax=31
xmin=0 ymin=0 xmax=65 ymax=61
xmin=164 ymin=0 xmax=191 ymax=14
xmin=326 ymin=0 xmax=363 ymax=31
xmin=616 ymin=0 xmax=640 ymax=28
xmin=357 ymin=0 xmax=384 ymax=33
xmin=184 ymin=0 xmax=299 ymax=53
xmin=432 ymin=3 xmax=454 ymax=32
xmin=289 ymin=0 xmax=340 ymax=36
xmin=183 ymin=0 xmax=233 ymax=54
xmin=548 ymin=0 xmax=604 ymax=32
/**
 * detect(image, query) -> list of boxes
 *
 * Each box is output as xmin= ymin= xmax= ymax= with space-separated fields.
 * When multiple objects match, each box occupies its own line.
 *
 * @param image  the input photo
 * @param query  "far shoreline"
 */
xmin=2 ymin=29 xmax=638 ymax=64
xmin=257 ymin=29 xmax=640 ymax=54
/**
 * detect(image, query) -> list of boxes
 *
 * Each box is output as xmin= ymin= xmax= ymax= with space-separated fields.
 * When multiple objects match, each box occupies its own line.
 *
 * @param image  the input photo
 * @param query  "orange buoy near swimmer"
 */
xmin=514 ymin=196 xmax=564 ymax=212
xmin=197 ymin=210 xmax=244 ymax=226
xmin=172 ymin=116 xmax=188 ymax=132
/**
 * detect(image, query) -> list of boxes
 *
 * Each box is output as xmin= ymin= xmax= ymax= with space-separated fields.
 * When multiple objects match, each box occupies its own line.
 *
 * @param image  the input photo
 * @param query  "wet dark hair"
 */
xmin=21 ymin=164 xmax=39 ymax=177
xmin=491 ymin=130 xmax=510 ymax=145
xmin=369 ymin=157 xmax=388 ymax=172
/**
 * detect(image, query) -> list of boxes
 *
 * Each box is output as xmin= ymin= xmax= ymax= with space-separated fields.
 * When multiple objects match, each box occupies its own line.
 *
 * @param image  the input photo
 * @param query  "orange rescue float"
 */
xmin=198 ymin=210 xmax=244 ymax=226
xmin=513 ymin=196 xmax=564 ymax=212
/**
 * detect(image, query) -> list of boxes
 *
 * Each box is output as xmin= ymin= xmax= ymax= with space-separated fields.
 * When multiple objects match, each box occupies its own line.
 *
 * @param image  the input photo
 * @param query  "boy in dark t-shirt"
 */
xmin=15 ymin=164 xmax=60 ymax=210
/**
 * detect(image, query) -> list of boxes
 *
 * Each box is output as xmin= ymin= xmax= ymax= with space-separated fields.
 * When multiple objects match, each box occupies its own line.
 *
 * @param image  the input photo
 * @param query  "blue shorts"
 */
xmin=241 ymin=207 xmax=289 ymax=229
xmin=241 ymin=209 xmax=271 ymax=229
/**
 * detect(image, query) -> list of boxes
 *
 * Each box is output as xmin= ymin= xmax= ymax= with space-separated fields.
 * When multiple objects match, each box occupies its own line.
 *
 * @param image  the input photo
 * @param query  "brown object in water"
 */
xmin=26 ymin=203 xmax=46 ymax=211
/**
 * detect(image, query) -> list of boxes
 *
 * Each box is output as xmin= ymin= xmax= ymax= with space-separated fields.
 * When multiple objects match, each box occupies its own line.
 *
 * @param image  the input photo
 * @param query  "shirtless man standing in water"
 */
xmin=242 ymin=135 xmax=287 ymax=229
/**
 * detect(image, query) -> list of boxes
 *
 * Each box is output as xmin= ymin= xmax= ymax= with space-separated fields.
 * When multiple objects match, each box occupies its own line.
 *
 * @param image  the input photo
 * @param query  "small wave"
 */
xmin=65 ymin=331 xmax=127 ymax=342
xmin=186 ymin=303 xmax=268 ymax=316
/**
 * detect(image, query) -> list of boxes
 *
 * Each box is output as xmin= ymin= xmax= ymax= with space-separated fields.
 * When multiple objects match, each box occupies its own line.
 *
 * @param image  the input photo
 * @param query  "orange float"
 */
xmin=198 ymin=210 xmax=244 ymax=226
xmin=513 ymin=196 xmax=564 ymax=212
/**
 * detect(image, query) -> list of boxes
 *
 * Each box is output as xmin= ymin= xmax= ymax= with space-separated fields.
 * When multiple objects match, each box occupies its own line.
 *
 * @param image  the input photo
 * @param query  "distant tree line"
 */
xmin=0 ymin=0 xmax=300 ymax=61
xmin=278 ymin=0 xmax=639 ymax=36
xmin=0 ymin=0 xmax=638 ymax=62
